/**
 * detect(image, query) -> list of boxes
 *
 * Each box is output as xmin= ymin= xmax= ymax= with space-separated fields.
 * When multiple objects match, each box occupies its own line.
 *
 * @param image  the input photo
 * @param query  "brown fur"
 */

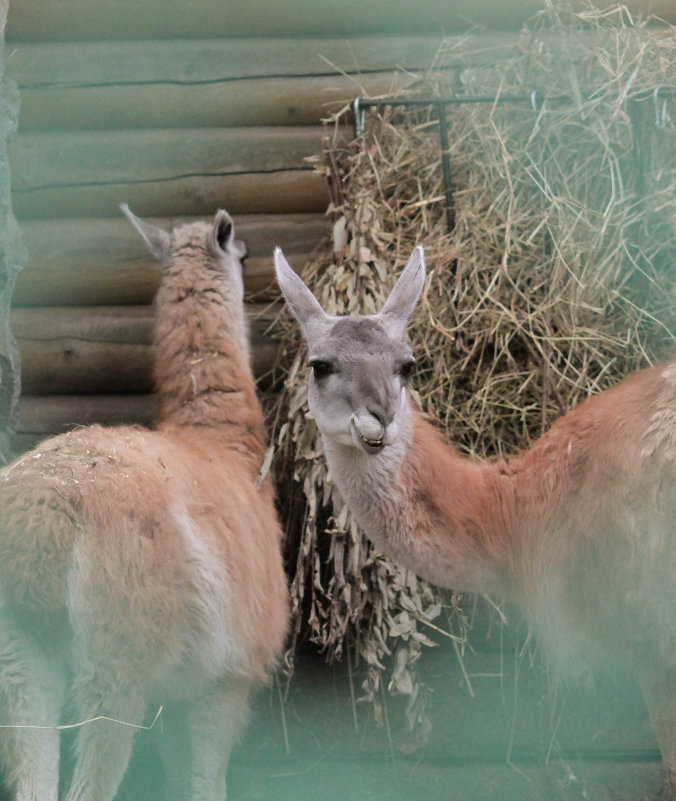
xmin=0 ymin=210 xmax=288 ymax=801
xmin=390 ymin=364 xmax=676 ymax=798
xmin=276 ymin=244 xmax=675 ymax=799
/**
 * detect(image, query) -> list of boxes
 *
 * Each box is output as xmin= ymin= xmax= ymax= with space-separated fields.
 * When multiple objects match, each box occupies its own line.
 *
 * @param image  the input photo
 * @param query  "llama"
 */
xmin=0 ymin=207 xmax=288 ymax=801
xmin=275 ymin=245 xmax=676 ymax=799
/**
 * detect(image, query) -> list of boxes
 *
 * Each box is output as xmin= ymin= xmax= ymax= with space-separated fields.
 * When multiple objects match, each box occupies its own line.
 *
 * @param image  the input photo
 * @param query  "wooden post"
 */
xmin=0 ymin=0 xmax=26 ymax=463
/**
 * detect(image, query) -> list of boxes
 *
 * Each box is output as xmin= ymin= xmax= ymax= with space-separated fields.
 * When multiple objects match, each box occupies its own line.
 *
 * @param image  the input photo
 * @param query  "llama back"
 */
xmin=0 ymin=423 xmax=288 ymax=681
xmin=509 ymin=360 xmax=676 ymax=671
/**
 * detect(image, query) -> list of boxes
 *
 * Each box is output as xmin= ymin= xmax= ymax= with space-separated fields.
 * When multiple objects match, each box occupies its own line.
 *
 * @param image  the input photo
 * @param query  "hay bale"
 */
xmin=271 ymin=2 xmax=676 ymax=732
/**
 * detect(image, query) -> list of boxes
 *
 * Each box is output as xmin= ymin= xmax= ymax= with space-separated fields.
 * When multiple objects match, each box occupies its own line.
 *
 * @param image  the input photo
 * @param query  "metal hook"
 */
xmin=530 ymin=88 xmax=545 ymax=114
xmin=653 ymin=86 xmax=668 ymax=128
xmin=353 ymin=96 xmax=366 ymax=138
xmin=529 ymin=89 xmax=545 ymax=137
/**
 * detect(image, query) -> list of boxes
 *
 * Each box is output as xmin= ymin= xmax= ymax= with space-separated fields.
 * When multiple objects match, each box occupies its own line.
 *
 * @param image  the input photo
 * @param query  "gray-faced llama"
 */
xmin=0 ymin=207 xmax=289 ymax=801
xmin=275 ymin=245 xmax=676 ymax=799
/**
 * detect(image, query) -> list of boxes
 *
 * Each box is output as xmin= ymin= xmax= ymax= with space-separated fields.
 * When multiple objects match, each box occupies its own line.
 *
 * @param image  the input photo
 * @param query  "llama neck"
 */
xmin=152 ymin=271 xmax=266 ymax=465
xmin=322 ymin=403 xmax=528 ymax=596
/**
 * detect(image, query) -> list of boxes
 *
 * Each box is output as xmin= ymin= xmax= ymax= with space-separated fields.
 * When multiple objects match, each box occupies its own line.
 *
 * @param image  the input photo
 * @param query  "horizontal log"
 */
xmin=12 ymin=303 xmax=281 ymax=347
xmin=7 ymin=1 xmax=674 ymax=41
xmin=16 ymin=73 xmax=410 ymax=131
xmin=17 ymin=71 xmax=423 ymax=131
xmin=12 ymin=306 xmax=154 ymax=344
xmin=20 ymin=341 xmax=154 ymax=395
xmin=13 ymin=304 xmax=282 ymax=395
xmin=12 ymin=170 xmax=329 ymax=220
xmin=8 ymin=35 xmax=455 ymax=86
xmin=18 ymin=339 xmax=280 ymax=395
xmin=15 ymin=394 xmax=157 ymax=435
xmin=11 ymin=126 xmax=333 ymax=191
xmin=244 ymin=253 xmax=310 ymax=300
xmin=19 ymin=213 xmax=327 ymax=259
xmin=13 ymin=303 xmax=281 ymax=348
xmin=13 ymin=384 xmax=281 ymax=451
xmin=14 ymin=252 xmax=305 ymax=307
xmin=13 ymin=215 xmax=325 ymax=305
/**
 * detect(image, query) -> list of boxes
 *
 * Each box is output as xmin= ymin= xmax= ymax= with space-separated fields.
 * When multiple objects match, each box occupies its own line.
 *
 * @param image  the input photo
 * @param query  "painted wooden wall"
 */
xmin=5 ymin=0 xmax=673 ymax=454
xmin=7 ymin=0 xmax=675 ymax=40
xmin=4 ymin=3 xmax=519 ymax=452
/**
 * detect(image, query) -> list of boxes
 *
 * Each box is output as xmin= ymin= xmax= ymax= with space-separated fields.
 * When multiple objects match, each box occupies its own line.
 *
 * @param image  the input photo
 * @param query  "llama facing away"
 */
xmin=0 ymin=208 xmax=288 ymax=801
xmin=275 ymin=245 xmax=676 ymax=799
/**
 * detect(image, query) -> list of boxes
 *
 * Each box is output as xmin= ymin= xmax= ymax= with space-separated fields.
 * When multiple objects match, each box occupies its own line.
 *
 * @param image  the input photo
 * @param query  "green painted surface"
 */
xmin=113 ymin=641 xmax=663 ymax=800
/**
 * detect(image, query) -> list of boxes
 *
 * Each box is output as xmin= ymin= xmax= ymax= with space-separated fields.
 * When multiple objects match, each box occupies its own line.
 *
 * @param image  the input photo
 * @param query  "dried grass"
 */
xmin=270 ymin=3 xmax=676 ymax=734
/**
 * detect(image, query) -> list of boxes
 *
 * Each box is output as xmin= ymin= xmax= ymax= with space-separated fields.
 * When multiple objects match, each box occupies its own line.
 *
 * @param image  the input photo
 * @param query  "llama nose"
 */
xmin=367 ymin=403 xmax=394 ymax=429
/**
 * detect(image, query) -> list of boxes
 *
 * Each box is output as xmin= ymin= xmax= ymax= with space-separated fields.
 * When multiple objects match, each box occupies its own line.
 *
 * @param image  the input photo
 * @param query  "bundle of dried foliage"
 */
xmin=268 ymin=2 xmax=676 ymax=732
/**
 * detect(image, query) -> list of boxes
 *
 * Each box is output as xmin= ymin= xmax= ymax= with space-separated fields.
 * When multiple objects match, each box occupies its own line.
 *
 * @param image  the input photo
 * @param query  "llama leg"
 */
xmin=637 ymin=666 xmax=676 ymax=800
xmin=186 ymin=679 xmax=252 ymax=801
xmin=64 ymin=676 xmax=149 ymax=801
xmin=156 ymin=703 xmax=191 ymax=801
xmin=0 ymin=616 xmax=65 ymax=801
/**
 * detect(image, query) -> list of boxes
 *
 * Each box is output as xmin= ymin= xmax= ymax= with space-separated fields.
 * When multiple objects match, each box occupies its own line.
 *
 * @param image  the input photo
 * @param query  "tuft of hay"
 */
xmin=270 ymin=2 xmax=676 ymax=733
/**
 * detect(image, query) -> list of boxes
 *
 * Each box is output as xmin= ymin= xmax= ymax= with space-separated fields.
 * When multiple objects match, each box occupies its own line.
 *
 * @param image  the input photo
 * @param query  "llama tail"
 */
xmin=0 ymin=457 xmax=78 ymax=626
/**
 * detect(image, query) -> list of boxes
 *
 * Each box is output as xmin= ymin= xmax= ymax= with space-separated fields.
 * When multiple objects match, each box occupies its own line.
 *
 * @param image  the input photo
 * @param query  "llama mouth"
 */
xmin=359 ymin=433 xmax=384 ymax=453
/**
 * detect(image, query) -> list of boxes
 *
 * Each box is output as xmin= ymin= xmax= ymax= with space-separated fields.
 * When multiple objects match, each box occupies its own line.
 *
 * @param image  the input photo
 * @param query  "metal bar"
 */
xmin=356 ymin=87 xmax=676 ymax=110
xmin=436 ymin=101 xmax=455 ymax=236
xmin=351 ymin=86 xmax=674 ymax=240
xmin=357 ymin=94 xmax=533 ymax=108
xmin=352 ymin=94 xmax=538 ymax=237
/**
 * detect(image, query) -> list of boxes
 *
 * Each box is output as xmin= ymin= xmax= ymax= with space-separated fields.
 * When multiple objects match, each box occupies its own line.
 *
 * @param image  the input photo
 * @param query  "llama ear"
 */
xmin=274 ymin=247 xmax=333 ymax=343
xmin=212 ymin=209 xmax=247 ymax=260
xmin=376 ymin=246 xmax=425 ymax=339
xmin=120 ymin=203 xmax=171 ymax=263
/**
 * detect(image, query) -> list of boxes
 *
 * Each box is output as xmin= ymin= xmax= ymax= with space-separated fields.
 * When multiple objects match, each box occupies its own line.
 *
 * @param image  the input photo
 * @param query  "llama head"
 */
xmin=121 ymin=204 xmax=248 ymax=302
xmin=275 ymin=246 xmax=425 ymax=454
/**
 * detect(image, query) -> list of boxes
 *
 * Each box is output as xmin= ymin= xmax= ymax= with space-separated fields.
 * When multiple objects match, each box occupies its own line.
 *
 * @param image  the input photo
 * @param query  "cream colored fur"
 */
xmin=276 ymin=245 xmax=676 ymax=799
xmin=0 ymin=209 xmax=288 ymax=801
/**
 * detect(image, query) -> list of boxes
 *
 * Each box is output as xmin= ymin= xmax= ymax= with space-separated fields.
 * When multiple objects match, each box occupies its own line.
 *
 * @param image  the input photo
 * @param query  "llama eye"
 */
xmin=309 ymin=360 xmax=333 ymax=379
xmin=399 ymin=359 xmax=416 ymax=382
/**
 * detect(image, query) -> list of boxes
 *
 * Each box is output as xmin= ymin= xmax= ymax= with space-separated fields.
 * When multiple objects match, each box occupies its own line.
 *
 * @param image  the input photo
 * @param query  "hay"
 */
xmin=270 ymin=2 xmax=676 ymax=733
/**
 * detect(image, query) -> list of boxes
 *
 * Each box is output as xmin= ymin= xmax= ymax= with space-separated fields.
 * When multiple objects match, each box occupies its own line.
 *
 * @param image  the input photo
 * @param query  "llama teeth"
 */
xmin=360 ymin=434 xmax=383 ymax=448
